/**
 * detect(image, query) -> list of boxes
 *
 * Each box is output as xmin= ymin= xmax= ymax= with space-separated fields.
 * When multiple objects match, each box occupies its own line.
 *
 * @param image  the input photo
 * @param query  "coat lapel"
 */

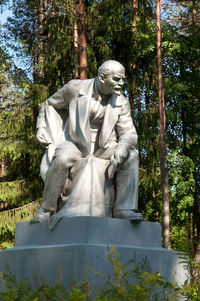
xmin=99 ymin=94 xmax=121 ymax=148
xmin=68 ymin=79 xmax=94 ymax=154
xmin=77 ymin=95 xmax=91 ymax=152
xmin=68 ymin=78 xmax=122 ymax=152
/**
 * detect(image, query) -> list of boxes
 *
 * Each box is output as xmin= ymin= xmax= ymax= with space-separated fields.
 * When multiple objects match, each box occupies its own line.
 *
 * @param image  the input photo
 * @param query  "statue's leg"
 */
xmin=113 ymin=149 xmax=143 ymax=221
xmin=31 ymin=141 xmax=82 ymax=223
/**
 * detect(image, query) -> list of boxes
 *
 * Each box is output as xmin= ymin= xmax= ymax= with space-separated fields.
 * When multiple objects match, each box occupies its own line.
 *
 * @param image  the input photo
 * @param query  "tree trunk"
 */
xmin=137 ymin=91 xmax=142 ymax=163
xmin=37 ymin=0 xmax=46 ymax=80
xmin=78 ymin=0 xmax=87 ymax=79
xmin=191 ymin=0 xmax=200 ymax=266
xmin=73 ymin=0 xmax=79 ymax=78
xmin=156 ymin=0 xmax=171 ymax=249
xmin=130 ymin=0 xmax=138 ymax=111
xmin=0 ymin=158 xmax=5 ymax=178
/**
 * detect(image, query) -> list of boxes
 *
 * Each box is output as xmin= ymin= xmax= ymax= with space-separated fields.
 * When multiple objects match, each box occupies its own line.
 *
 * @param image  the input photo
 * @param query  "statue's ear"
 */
xmin=98 ymin=74 xmax=105 ymax=84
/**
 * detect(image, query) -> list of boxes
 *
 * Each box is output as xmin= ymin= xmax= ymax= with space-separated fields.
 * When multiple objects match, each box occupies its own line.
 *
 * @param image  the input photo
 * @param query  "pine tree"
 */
xmin=156 ymin=0 xmax=171 ymax=249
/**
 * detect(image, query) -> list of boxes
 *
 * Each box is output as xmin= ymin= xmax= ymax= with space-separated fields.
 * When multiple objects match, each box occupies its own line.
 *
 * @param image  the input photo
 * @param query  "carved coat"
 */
xmin=35 ymin=78 xmax=139 ymax=227
xmin=36 ymin=78 xmax=138 ymax=180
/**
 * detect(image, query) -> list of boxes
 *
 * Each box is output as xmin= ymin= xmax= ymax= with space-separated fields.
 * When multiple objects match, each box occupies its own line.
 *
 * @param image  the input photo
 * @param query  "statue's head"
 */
xmin=97 ymin=60 xmax=125 ymax=96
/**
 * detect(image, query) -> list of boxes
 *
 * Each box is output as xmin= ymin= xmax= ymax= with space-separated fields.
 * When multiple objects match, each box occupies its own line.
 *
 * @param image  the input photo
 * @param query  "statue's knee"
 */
xmin=54 ymin=154 xmax=69 ymax=168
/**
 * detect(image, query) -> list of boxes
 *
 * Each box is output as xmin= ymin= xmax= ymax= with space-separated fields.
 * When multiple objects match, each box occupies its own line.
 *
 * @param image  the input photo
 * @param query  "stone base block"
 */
xmin=0 ymin=217 xmax=188 ymax=288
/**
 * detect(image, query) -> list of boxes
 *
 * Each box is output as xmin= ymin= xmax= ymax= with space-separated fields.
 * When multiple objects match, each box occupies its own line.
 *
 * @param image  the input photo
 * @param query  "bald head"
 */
xmin=97 ymin=60 xmax=125 ymax=96
xmin=98 ymin=60 xmax=125 ymax=77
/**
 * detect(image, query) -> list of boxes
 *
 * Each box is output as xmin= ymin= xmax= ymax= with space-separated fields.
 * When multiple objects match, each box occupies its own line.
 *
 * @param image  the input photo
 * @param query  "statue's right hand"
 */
xmin=36 ymin=128 xmax=52 ymax=146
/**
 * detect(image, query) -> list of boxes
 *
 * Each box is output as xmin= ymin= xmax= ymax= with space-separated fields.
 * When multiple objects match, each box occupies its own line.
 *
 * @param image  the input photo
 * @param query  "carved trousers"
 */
xmin=42 ymin=140 xmax=139 ymax=213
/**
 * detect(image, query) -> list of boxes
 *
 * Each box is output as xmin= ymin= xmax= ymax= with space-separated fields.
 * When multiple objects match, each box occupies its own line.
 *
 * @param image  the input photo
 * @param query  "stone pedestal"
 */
xmin=0 ymin=217 xmax=188 ymax=288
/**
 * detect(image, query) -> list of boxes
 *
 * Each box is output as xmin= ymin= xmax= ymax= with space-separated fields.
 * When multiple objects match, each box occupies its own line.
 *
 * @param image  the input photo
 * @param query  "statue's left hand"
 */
xmin=108 ymin=145 xmax=129 ymax=179
xmin=112 ymin=144 xmax=129 ymax=165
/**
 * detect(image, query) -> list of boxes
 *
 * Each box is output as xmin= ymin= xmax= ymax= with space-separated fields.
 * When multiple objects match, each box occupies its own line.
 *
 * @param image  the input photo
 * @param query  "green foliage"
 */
xmin=170 ymin=225 xmax=191 ymax=252
xmin=0 ymin=201 xmax=40 ymax=249
xmin=0 ymin=180 xmax=42 ymax=206
xmin=168 ymin=152 xmax=195 ymax=223
xmin=179 ymin=256 xmax=200 ymax=301
xmin=0 ymin=53 xmax=42 ymax=179
xmin=0 ymin=24 xmax=44 ymax=249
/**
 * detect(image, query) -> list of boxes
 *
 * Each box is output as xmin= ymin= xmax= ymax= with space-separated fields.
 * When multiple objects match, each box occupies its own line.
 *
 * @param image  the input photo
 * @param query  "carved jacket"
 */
xmin=36 ymin=78 xmax=137 ymax=164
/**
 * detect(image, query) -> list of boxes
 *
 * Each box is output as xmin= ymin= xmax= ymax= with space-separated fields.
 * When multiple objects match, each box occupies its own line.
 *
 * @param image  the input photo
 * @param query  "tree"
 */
xmin=156 ymin=0 xmax=171 ymax=249
xmin=163 ymin=0 xmax=200 ymax=257
xmin=1 ymin=0 xmax=200 ymax=258
xmin=78 ymin=0 xmax=87 ymax=79
xmin=73 ymin=0 xmax=79 ymax=78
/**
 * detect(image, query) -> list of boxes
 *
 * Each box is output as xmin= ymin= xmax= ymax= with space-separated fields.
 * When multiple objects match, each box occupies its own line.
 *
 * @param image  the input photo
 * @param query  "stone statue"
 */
xmin=31 ymin=60 xmax=143 ymax=229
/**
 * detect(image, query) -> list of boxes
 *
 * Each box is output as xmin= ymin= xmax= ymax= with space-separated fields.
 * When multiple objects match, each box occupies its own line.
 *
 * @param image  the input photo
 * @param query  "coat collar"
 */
xmin=79 ymin=77 xmax=123 ymax=107
xmin=79 ymin=78 xmax=95 ymax=97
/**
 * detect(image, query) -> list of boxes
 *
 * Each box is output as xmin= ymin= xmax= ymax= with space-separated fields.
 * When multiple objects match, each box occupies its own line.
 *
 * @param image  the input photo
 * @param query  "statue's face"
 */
xmin=99 ymin=65 xmax=125 ymax=96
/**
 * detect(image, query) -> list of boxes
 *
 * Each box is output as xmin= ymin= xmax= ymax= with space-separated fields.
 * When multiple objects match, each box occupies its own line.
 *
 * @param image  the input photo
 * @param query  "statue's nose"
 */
xmin=118 ymin=79 xmax=124 ymax=86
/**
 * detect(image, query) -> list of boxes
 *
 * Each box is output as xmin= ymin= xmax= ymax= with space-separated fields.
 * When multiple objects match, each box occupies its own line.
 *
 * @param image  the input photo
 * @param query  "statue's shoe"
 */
xmin=30 ymin=207 xmax=51 ymax=223
xmin=113 ymin=210 xmax=143 ymax=221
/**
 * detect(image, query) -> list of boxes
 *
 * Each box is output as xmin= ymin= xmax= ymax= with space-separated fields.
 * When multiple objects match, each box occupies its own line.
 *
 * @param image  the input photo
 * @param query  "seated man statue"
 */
xmin=31 ymin=60 xmax=143 ymax=228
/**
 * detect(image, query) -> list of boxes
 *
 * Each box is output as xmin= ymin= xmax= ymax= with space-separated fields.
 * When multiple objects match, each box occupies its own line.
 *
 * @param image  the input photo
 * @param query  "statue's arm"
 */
xmin=46 ymin=79 xmax=81 ymax=109
xmin=116 ymin=99 xmax=137 ymax=149
xmin=110 ymin=98 xmax=137 ymax=167
xmin=36 ymin=104 xmax=53 ymax=146
xmin=45 ymin=85 xmax=70 ymax=109
xmin=36 ymin=80 xmax=80 ymax=146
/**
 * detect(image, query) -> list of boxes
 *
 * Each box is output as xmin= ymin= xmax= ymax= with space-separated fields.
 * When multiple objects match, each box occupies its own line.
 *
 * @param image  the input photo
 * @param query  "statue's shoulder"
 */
xmin=62 ymin=79 xmax=94 ymax=99
xmin=118 ymin=94 xmax=129 ymax=106
xmin=64 ymin=78 xmax=94 ymax=91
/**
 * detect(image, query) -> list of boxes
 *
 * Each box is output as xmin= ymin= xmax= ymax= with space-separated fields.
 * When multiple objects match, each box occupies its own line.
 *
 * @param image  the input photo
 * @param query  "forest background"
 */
xmin=0 ymin=0 xmax=199 ymax=268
